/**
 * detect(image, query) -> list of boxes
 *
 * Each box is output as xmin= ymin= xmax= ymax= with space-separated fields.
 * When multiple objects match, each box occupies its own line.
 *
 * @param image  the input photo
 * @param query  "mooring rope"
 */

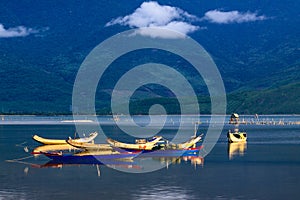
xmin=5 ymin=155 xmax=34 ymax=163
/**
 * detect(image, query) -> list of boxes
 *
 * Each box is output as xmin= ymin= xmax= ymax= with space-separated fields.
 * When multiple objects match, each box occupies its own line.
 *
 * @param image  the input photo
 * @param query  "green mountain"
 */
xmin=228 ymin=82 xmax=300 ymax=114
xmin=0 ymin=0 xmax=299 ymax=114
xmin=121 ymin=82 xmax=300 ymax=115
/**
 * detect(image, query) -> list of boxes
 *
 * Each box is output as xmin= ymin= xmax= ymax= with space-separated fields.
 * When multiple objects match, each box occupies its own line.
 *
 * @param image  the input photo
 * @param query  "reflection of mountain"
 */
xmin=228 ymin=142 xmax=247 ymax=160
xmin=0 ymin=0 xmax=299 ymax=114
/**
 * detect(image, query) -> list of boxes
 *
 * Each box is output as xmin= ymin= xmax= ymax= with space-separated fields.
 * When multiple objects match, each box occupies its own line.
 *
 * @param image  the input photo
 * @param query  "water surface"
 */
xmin=1 ymin=115 xmax=300 ymax=199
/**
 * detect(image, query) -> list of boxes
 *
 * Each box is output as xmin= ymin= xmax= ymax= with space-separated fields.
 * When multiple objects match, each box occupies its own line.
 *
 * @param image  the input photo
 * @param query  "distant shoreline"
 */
xmin=0 ymin=114 xmax=300 ymax=116
xmin=1 ymin=114 xmax=300 ymax=126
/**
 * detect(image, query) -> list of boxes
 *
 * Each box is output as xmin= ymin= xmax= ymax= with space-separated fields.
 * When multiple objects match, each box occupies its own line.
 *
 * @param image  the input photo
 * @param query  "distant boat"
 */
xmin=229 ymin=113 xmax=240 ymax=124
xmin=227 ymin=129 xmax=247 ymax=143
xmin=32 ymin=132 xmax=98 ymax=145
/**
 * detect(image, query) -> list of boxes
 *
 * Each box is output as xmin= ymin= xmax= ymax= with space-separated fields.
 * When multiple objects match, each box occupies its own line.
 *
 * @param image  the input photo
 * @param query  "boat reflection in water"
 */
xmin=35 ymin=155 xmax=204 ymax=169
xmin=26 ymin=154 xmax=204 ymax=176
xmin=228 ymin=142 xmax=247 ymax=160
xmin=151 ymin=156 xmax=204 ymax=167
xmin=30 ymin=144 xmax=204 ymax=175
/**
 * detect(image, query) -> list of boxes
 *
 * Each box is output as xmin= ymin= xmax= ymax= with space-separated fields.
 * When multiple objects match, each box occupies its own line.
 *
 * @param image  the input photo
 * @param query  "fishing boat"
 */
xmin=177 ymin=135 xmax=202 ymax=148
xmin=106 ymin=134 xmax=202 ymax=151
xmin=106 ymin=136 xmax=163 ymax=150
xmin=32 ymin=132 xmax=98 ymax=145
xmin=157 ymin=135 xmax=203 ymax=150
xmin=32 ymin=144 xmax=79 ymax=156
xmin=67 ymin=138 xmax=113 ymax=151
xmin=66 ymin=138 xmax=203 ymax=158
xmin=227 ymin=129 xmax=247 ymax=143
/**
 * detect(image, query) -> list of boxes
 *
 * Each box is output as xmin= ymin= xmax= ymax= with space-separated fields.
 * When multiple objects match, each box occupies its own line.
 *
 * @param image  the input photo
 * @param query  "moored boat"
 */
xmin=107 ymin=134 xmax=203 ymax=152
xmin=66 ymin=138 xmax=113 ymax=151
xmin=32 ymin=132 xmax=98 ymax=145
xmin=157 ymin=135 xmax=203 ymax=150
xmin=106 ymin=136 xmax=163 ymax=150
xmin=32 ymin=144 xmax=79 ymax=156
xmin=176 ymin=135 xmax=202 ymax=149
xmin=106 ymin=134 xmax=203 ymax=151
xmin=227 ymin=129 xmax=247 ymax=143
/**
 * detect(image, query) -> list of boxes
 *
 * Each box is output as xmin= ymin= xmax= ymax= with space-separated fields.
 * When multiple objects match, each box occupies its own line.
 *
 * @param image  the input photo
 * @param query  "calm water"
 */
xmin=1 ymin=115 xmax=300 ymax=200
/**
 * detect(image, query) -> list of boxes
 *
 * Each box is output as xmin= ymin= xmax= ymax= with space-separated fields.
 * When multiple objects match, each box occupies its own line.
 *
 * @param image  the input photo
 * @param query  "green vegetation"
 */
xmin=0 ymin=0 xmax=299 ymax=115
xmin=228 ymin=82 xmax=300 ymax=114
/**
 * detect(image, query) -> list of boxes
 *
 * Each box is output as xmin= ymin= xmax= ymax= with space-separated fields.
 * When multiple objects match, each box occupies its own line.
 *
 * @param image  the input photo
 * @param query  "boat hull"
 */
xmin=41 ymin=152 xmax=139 ymax=163
xmin=139 ymin=146 xmax=203 ymax=157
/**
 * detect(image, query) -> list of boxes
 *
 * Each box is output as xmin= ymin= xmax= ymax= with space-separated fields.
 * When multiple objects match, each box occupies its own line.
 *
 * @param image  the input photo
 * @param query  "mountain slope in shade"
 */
xmin=0 ymin=0 xmax=299 ymax=114
xmin=228 ymin=82 xmax=300 ymax=114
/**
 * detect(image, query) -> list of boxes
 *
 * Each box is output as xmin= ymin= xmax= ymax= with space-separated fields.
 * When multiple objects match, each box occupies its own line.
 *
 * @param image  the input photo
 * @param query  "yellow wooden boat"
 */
xmin=174 ymin=135 xmax=202 ymax=149
xmin=32 ymin=144 xmax=79 ymax=156
xmin=227 ymin=129 xmax=247 ymax=143
xmin=67 ymin=138 xmax=113 ymax=151
xmin=32 ymin=132 xmax=98 ymax=145
xmin=106 ymin=136 xmax=163 ymax=150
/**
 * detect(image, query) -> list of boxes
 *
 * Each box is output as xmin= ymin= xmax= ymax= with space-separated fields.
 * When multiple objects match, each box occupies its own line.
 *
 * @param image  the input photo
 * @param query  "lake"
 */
xmin=1 ymin=115 xmax=300 ymax=199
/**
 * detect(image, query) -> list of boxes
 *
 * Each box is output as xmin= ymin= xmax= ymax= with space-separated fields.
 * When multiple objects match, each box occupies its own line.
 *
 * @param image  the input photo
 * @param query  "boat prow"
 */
xmin=32 ymin=135 xmax=68 ymax=145
xmin=32 ymin=132 xmax=98 ymax=145
xmin=176 ymin=134 xmax=202 ymax=149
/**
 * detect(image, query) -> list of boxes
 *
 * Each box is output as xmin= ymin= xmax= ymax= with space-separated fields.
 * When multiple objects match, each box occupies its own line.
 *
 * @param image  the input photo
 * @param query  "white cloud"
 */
xmin=0 ymin=23 xmax=39 ymax=38
xmin=203 ymin=10 xmax=266 ymax=24
xmin=106 ymin=1 xmax=199 ymax=38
